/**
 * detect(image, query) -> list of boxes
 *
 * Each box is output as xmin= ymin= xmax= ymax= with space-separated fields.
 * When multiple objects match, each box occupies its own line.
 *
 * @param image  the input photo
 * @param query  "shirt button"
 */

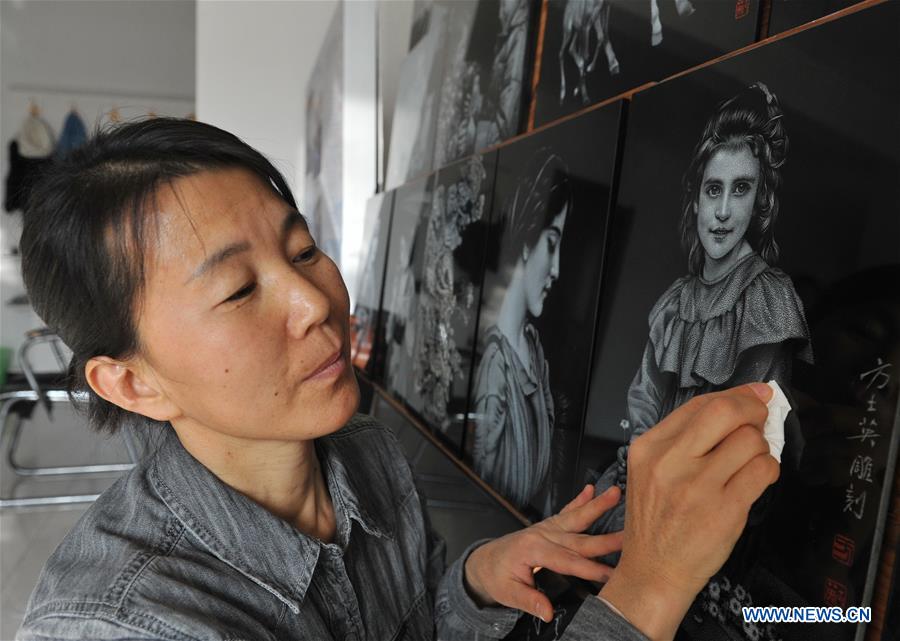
xmin=491 ymin=622 xmax=502 ymax=632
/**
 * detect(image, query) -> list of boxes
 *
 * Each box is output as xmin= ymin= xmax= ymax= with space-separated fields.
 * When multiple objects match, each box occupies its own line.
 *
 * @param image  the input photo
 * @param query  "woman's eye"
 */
xmin=292 ymin=246 xmax=319 ymax=263
xmin=225 ymin=283 xmax=255 ymax=303
xmin=733 ymin=182 xmax=750 ymax=196
xmin=547 ymin=235 xmax=558 ymax=252
xmin=706 ymin=184 xmax=722 ymax=198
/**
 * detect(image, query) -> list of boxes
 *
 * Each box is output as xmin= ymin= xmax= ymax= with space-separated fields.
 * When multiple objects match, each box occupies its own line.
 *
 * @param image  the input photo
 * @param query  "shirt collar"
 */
xmin=315 ymin=434 xmax=395 ymax=544
xmin=148 ymin=421 xmax=393 ymax=614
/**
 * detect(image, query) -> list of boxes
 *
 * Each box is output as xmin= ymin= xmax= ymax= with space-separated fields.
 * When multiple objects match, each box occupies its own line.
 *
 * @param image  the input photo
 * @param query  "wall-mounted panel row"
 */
xmin=353 ymin=3 xmax=900 ymax=638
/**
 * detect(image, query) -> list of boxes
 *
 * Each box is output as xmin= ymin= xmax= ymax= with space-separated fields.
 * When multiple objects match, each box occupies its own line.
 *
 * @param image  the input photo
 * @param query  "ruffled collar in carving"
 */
xmin=649 ymin=252 xmax=814 ymax=388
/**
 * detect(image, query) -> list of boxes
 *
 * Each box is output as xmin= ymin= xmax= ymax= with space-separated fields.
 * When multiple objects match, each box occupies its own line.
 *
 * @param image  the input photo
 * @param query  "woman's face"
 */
xmin=523 ymin=204 xmax=567 ymax=318
xmin=132 ymin=168 xmax=359 ymax=442
xmin=696 ymin=145 xmax=760 ymax=266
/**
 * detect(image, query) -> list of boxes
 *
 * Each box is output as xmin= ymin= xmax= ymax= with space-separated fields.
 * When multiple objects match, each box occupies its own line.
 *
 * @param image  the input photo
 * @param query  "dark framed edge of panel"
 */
xmin=764 ymin=0 xmax=871 ymax=38
xmin=870 ymin=442 xmax=900 ymax=640
xmin=421 ymin=150 xmax=501 ymax=455
xmin=568 ymin=1 xmax=900 ymax=636
xmin=569 ymin=98 xmax=629 ymax=509
xmin=351 ymin=191 xmax=396 ymax=381
xmin=357 ymin=3 xmax=899 ymax=636
xmin=366 ymin=0 xmax=898 ymax=501
xmin=382 ymin=0 xmax=887 ymax=200
xmin=357 ymin=367 xmax=532 ymax=528
xmin=358 ymin=370 xmax=611 ymax=639
xmin=459 ymin=98 xmax=627 ymax=522
xmin=530 ymin=0 xmax=764 ymax=130
xmin=374 ymin=150 xmax=502 ymax=459
xmin=868 ymin=408 xmax=900 ymax=640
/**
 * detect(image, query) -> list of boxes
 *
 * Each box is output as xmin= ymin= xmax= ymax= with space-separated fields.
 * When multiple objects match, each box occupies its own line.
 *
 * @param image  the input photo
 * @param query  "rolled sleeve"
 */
xmin=435 ymin=539 xmax=521 ymax=640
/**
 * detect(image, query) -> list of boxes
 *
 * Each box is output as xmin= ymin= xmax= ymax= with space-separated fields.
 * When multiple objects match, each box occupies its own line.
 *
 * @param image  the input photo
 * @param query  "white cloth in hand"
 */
xmin=763 ymin=380 xmax=791 ymax=463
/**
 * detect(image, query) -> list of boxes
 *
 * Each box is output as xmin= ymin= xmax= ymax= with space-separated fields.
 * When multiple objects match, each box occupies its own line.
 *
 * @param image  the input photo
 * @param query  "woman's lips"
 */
xmin=710 ymin=228 xmax=732 ymax=240
xmin=306 ymin=350 xmax=345 ymax=381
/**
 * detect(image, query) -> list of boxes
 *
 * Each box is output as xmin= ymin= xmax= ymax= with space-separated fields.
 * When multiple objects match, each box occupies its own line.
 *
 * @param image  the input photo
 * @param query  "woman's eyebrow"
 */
xmin=185 ymin=209 xmax=307 ymax=284
xmin=703 ymin=174 xmax=757 ymax=186
xmin=282 ymin=208 xmax=307 ymax=237
xmin=186 ymin=242 xmax=250 ymax=284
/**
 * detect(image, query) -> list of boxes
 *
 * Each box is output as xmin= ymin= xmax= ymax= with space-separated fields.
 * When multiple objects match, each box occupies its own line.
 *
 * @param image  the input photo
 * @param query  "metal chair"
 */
xmin=0 ymin=329 xmax=139 ymax=508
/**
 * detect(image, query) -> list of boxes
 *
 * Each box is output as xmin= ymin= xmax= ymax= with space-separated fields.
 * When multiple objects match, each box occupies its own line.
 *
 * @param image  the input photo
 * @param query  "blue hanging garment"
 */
xmin=55 ymin=110 xmax=88 ymax=158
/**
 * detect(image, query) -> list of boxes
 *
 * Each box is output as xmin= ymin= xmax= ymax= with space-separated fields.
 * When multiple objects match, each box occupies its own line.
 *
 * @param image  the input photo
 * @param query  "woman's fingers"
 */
xmin=703 ymin=423 xmax=772 ymax=485
xmin=563 ymin=530 xmax=624 ymax=559
xmin=598 ymin=384 xmax=782 ymax=638
xmin=530 ymin=544 xmax=614 ymax=583
xmin=724 ymin=450 xmax=780 ymax=509
xmin=560 ymin=484 xmax=594 ymax=515
xmin=463 ymin=382 xmax=777 ymax=627
xmin=553 ymin=484 xmax=621 ymax=533
xmin=636 ymin=393 xmax=711 ymax=442
xmin=505 ymin=580 xmax=555 ymax=624
xmin=678 ymin=384 xmax=771 ymax=457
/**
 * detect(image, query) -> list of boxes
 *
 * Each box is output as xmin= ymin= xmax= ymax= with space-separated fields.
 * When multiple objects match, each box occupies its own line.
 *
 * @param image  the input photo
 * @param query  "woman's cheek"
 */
xmin=327 ymin=260 xmax=351 ymax=314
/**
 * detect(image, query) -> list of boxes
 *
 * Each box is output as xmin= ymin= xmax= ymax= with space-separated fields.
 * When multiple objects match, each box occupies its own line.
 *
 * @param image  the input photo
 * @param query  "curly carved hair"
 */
xmin=679 ymin=82 xmax=789 ymax=276
xmin=502 ymin=150 xmax=572 ymax=267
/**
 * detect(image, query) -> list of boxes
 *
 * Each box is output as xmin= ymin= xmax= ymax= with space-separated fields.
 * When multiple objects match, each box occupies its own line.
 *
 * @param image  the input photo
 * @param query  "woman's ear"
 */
xmin=85 ymin=356 xmax=181 ymax=422
xmin=521 ymin=245 xmax=530 ymax=263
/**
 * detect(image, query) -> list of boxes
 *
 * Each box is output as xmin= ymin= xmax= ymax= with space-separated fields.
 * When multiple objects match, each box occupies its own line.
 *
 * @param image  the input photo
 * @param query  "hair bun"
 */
xmin=719 ymin=82 xmax=778 ymax=117
xmin=753 ymin=81 xmax=776 ymax=105
xmin=719 ymin=81 xmax=788 ymax=169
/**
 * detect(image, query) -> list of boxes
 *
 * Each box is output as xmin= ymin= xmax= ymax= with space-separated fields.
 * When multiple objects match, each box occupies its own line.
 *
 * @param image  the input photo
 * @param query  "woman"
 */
xmin=594 ymin=82 xmax=813 ymax=531
xmin=472 ymin=152 xmax=571 ymax=513
xmin=591 ymin=83 xmax=813 ymax=639
xmin=14 ymin=119 xmax=639 ymax=640
xmin=15 ymin=118 xmax=781 ymax=641
xmin=639 ymin=82 xmax=811 ymax=435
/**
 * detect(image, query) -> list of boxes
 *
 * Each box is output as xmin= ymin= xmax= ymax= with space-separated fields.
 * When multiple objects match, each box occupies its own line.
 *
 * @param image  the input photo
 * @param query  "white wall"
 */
xmin=196 ymin=0 xmax=339 ymax=206
xmin=197 ymin=0 xmax=382 ymax=307
xmin=196 ymin=0 xmax=413 ymax=203
xmin=0 ymin=0 xmax=196 ymax=246
xmin=340 ymin=0 xmax=377 ymax=305
xmin=0 ymin=0 xmax=196 ymax=372
xmin=0 ymin=0 xmax=408 ymax=372
xmin=378 ymin=0 xmax=415 ymax=189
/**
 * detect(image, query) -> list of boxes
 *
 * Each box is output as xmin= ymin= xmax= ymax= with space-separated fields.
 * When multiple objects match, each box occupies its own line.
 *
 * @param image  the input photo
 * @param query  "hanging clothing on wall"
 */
xmin=4 ymin=112 xmax=55 ymax=213
xmin=18 ymin=112 xmax=55 ymax=158
xmin=5 ymin=141 xmax=52 ymax=213
xmin=55 ymin=109 xmax=88 ymax=158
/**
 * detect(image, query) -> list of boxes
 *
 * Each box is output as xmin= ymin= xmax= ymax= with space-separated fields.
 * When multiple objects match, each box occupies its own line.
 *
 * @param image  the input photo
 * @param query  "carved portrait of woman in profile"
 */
xmin=472 ymin=152 xmax=572 ymax=514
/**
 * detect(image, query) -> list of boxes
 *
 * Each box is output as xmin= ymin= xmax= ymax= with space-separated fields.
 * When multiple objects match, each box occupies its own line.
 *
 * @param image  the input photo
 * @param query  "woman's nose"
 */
xmin=282 ymin=270 xmax=331 ymax=340
xmin=550 ymin=248 xmax=561 ymax=279
xmin=715 ymin=195 xmax=731 ymax=221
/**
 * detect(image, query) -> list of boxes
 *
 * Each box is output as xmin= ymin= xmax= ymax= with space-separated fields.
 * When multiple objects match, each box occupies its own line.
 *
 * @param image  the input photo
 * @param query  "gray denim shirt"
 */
xmin=17 ymin=414 xmax=648 ymax=640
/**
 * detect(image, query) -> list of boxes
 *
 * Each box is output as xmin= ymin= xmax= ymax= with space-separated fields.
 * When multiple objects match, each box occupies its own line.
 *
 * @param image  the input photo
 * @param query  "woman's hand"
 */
xmin=463 ymin=484 xmax=624 ymax=623
xmin=599 ymin=383 xmax=779 ymax=641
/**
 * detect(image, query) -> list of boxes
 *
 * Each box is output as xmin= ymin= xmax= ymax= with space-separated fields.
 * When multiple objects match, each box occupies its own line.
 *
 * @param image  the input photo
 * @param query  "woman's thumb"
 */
xmin=507 ymin=582 xmax=554 ymax=624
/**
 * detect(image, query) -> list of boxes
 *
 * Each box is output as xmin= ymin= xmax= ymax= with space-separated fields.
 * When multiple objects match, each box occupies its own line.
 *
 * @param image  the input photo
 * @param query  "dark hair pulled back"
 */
xmin=20 ymin=118 xmax=298 ymax=434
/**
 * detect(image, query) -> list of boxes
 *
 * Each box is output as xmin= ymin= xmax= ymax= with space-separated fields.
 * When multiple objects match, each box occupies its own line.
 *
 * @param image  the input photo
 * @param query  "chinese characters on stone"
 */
xmin=842 ymin=358 xmax=893 ymax=521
